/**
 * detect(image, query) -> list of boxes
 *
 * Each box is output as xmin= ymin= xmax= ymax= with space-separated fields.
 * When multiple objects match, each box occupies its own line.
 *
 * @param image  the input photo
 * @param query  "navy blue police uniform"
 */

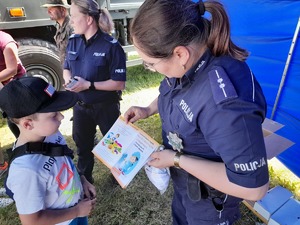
xmin=64 ymin=30 xmax=126 ymax=183
xmin=158 ymin=49 xmax=269 ymax=225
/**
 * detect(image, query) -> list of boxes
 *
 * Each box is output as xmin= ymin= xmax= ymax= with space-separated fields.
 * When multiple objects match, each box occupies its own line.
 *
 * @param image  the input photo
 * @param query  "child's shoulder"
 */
xmin=44 ymin=131 xmax=67 ymax=145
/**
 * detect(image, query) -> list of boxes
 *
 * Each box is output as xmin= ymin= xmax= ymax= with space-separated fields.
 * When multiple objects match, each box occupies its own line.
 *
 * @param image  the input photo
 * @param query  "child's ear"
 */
xmin=20 ymin=118 xmax=34 ymax=130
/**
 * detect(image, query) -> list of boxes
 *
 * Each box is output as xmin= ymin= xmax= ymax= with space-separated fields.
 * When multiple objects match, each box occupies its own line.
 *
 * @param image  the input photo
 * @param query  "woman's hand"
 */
xmin=148 ymin=149 xmax=176 ymax=168
xmin=65 ymin=76 xmax=90 ymax=92
xmin=124 ymin=106 xmax=150 ymax=123
xmin=124 ymin=97 xmax=159 ymax=123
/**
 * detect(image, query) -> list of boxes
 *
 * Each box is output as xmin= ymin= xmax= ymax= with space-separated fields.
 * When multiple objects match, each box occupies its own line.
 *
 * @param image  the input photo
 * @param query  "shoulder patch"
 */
xmin=208 ymin=66 xmax=238 ymax=104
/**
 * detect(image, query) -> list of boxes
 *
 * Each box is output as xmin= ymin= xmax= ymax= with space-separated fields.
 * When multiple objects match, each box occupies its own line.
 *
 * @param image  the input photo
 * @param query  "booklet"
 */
xmin=92 ymin=116 xmax=162 ymax=188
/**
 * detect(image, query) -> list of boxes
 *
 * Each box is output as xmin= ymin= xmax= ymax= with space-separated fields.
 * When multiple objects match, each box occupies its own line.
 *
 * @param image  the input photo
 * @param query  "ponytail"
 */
xmin=204 ymin=1 xmax=248 ymax=61
xmin=98 ymin=8 xmax=114 ymax=34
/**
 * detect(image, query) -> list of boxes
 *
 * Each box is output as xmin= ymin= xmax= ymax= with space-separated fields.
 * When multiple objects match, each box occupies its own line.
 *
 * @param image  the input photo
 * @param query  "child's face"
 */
xmin=129 ymin=156 xmax=137 ymax=163
xmin=31 ymin=112 xmax=64 ymax=137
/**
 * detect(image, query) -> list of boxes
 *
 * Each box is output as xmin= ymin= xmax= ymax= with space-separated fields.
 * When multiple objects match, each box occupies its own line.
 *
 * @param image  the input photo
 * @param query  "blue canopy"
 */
xmin=194 ymin=0 xmax=300 ymax=177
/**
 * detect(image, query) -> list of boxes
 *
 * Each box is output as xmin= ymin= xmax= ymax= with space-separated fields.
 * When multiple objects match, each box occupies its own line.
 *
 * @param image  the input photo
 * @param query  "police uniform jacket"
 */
xmin=158 ymin=49 xmax=269 ymax=188
xmin=64 ymin=29 xmax=126 ymax=104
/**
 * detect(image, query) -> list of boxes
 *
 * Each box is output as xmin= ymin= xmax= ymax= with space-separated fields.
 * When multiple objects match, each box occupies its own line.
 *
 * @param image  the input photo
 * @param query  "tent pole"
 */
xmin=271 ymin=16 xmax=300 ymax=120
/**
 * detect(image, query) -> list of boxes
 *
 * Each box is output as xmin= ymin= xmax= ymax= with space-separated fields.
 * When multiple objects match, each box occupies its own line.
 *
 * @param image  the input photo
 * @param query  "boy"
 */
xmin=0 ymin=77 xmax=96 ymax=225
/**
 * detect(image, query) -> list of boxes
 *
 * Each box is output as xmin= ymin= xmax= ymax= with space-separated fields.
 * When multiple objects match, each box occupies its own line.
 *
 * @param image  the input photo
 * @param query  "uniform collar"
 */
xmin=80 ymin=29 xmax=103 ymax=46
xmin=184 ymin=49 xmax=213 ymax=82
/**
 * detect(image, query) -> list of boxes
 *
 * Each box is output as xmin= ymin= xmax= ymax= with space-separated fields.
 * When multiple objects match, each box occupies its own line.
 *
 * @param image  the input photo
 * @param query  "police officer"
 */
xmin=41 ymin=0 xmax=73 ymax=66
xmin=64 ymin=0 xmax=126 ymax=184
xmin=124 ymin=0 xmax=269 ymax=224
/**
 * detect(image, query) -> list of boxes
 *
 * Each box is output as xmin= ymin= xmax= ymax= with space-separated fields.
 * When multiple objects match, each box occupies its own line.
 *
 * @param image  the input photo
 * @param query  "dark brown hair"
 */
xmin=130 ymin=0 xmax=248 ymax=61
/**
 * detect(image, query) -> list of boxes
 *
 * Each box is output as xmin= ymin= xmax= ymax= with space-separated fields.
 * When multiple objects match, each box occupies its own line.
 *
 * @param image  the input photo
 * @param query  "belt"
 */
xmin=171 ymin=167 xmax=225 ymax=199
xmin=77 ymin=100 xmax=115 ymax=109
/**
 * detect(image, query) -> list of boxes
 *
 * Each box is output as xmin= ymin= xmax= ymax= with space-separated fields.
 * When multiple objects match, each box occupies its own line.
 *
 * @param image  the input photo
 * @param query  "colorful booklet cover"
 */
xmin=92 ymin=116 xmax=162 ymax=188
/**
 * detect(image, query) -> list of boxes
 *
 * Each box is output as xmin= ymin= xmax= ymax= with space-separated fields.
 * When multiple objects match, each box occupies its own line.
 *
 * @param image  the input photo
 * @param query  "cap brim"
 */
xmin=41 ymin=4 xmax=70 ymax=8
xmin=38 ymin=91 xmax=78 ymax=113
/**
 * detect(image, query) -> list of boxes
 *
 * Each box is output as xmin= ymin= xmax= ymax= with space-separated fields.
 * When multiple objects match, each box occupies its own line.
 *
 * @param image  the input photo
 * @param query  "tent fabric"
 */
xmin=193 ymin=0 xmax=300 ymax=177
xmin=221 ymin=0 xmax=300 ymax=178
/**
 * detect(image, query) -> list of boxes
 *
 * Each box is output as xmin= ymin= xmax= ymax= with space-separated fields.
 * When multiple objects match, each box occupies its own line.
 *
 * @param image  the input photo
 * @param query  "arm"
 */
xmin=93 ymin=79 xmax=125 ymax=91
xmin=19 ymin=198 xmax=96 ymax=225
xmin=65 ymin=76 xmax=125 ymax=93
xmin=124 ymin=97 xmax=159 ymax=123
xmin=148 ymin=150 xmax=269 ymax=201
xmin=0 ymin=42 xmax=19 ymax=82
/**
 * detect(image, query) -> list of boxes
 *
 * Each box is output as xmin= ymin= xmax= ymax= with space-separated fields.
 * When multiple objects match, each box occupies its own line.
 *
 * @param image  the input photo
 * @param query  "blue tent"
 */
xmin=193 ymin=0 xmax=300 ymax=177
xmin=221 ymin=0 xmax=300 ymax=177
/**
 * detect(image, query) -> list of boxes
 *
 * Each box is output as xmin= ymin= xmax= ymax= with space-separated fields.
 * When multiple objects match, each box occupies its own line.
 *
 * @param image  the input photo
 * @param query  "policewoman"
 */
xmin=64 ymin=0 xmax=126 ymax=184
xmin=124 ymin=0 xmax=269 ymax=224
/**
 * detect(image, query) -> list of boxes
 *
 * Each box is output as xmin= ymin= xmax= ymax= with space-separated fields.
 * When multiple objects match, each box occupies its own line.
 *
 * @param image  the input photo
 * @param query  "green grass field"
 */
xmin=0 ymin=65 xmax=298 ymax=225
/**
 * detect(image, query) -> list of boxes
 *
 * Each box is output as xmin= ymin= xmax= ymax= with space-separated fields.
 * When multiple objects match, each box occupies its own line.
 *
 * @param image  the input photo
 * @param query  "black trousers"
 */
xmin=170 ymin=167 xmax=241 ymax=225
xmin=72 ymin=102 xmax=120 ymax=183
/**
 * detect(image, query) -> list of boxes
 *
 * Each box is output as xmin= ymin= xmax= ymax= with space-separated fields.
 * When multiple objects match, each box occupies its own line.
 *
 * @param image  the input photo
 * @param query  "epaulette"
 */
xmin=104 ymin=34 xmax=118 ymax=44
xmin=69 ymin=34 xmax=81 ymax=39
xmin=208 ymin=66 xmax=238 ymax=104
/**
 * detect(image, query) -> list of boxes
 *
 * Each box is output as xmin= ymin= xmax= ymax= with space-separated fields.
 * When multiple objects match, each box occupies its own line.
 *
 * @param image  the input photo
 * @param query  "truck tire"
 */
xmin=114 ymin=21 xmax=126 ymax=46
xmin=17 ymin=38 xmax=64 ymax=90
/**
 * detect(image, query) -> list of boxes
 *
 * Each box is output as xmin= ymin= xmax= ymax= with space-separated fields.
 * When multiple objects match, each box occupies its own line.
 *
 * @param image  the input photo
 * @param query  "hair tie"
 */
xmin=198 ymin=0 xmax=205 ymax=16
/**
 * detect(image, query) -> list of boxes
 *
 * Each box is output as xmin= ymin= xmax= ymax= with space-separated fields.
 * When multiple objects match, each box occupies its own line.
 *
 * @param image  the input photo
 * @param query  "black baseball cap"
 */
xmin=0 ymin=77 xmax=78 ymax=118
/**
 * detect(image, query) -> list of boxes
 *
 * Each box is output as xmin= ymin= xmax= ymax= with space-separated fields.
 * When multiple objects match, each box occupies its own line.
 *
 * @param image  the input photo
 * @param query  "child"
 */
xmin=0 ymin=77 xmax=96 ymax=225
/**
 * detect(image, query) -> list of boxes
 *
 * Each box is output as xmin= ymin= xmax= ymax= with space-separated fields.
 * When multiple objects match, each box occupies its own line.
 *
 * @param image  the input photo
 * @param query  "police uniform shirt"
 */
xmin=158 ymin=49 xmax=269 ymax=188
xmin=64 ymin=29 xmax=126 ymax=104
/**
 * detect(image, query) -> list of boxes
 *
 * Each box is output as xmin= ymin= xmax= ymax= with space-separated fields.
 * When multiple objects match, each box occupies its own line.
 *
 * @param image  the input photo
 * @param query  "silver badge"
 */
xmin=167 ymin=132 xmax=183 ymax=152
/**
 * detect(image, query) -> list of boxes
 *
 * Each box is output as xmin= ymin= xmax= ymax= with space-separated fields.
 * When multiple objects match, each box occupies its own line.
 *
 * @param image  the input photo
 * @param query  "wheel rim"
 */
xmin=24 ymin=64 xmax=61 ymax=90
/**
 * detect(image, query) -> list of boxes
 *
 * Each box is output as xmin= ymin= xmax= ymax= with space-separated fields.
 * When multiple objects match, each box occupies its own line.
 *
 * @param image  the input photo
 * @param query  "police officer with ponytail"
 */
xmin=64 ymin=0 xmax=126 ymax=184
xmin=124 ymin=0 xmax=269 ymax=224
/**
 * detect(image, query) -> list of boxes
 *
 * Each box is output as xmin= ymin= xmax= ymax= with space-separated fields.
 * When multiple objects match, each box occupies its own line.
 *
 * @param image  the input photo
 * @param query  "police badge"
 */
xmin=167 ymin=132 xmax=183 ymax=152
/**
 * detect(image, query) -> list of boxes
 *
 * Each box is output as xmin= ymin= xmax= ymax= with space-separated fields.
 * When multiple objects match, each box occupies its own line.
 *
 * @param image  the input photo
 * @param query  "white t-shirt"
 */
xmin=7 ymin=131 xmax=83 ymax=225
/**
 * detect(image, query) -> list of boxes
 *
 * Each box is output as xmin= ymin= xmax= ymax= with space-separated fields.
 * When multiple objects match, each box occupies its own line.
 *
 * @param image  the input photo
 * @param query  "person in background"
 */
xmin=0 ymin=77 xmax=96 ymax=225
xmin=124 ymin=0 xmax=269 ymax=224
xmin=0 ymin=30 xmax=26 ymax=138
xmin=41 ymin=0 xmax=74 ymax=66
xmin=0 ymin=144 xmax=8 ymax=178
xmin=0 ymin=142 xmax=14 ymax=208
xmin=64 ymin=0 xmax=126 ymax=184
xmin=0 ymin=30 xmax=26 ymax=208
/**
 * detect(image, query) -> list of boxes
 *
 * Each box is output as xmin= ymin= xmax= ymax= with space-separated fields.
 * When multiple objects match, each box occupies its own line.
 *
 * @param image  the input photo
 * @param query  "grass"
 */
xmin=0 ymin=65 xmax=298 ymax=225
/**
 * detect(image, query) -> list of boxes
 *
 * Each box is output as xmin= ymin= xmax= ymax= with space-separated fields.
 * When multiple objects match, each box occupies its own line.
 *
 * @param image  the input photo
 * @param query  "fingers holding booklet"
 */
xmin=92 ymin=116 xmax=167 ymax=189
